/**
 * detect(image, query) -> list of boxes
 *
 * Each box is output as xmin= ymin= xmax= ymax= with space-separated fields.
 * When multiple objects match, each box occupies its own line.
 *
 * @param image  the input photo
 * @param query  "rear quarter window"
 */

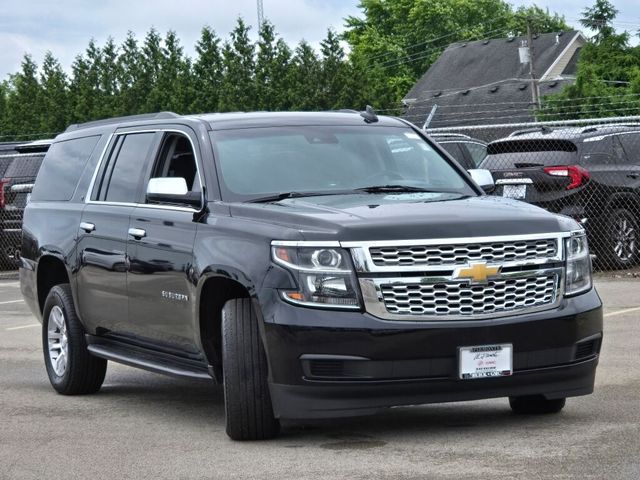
xmin=30 ymin=135 xmax=101 ymax=201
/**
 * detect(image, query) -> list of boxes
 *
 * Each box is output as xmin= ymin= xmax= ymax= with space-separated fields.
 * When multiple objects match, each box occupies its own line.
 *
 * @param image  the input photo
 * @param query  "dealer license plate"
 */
xmin=502 ymin=184 xmax=527 ymax=199
xmin=459 ymin=344 xmax=513 ymax=380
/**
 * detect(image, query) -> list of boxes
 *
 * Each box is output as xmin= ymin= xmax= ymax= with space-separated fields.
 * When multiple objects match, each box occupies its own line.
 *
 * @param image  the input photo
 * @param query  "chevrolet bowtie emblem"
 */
xmin=454 ymin=262 xmax=501 ymax=284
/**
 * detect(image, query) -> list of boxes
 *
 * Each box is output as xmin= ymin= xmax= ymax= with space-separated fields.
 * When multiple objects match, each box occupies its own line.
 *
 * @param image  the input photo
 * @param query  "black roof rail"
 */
xmin=65 ymin=112 xmax=181 ymax=132
xmin=15 ymin=139 xmax=53 ymax=153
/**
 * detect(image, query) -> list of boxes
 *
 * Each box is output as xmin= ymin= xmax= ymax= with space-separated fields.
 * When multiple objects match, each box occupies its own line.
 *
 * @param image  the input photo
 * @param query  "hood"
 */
xmin=228 ymin=192 xmax=579 ymax=242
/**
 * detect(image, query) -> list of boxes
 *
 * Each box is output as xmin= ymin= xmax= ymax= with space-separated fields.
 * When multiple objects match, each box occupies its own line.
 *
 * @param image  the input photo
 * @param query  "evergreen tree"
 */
xmin=98 ymin=37 xmax=120 ymax=118
xmin=4 ymin=55 xmax=43 ymax=139
xmin=117 ymin=32 xmax=144 ymax=115
xmin=140 ymin=28 xmax=164 ymax=112
xmin=192 ymin=26 xmax=223 ymax=113
xmin=218 ymin=18 xmax=256 ymax=111
xmin=255 ymin=22 xmax=292 ymax=110
xmin=288 ymin=41 xmax=321 ymax=110
xmin=69 ymin=40 xmax=103 ymax=122
xmin=319 ymin=29 xmax=349 ymax=110
xmin=40 ymin=52 xmax=69 ymax=134
xmin=147 ymin=31 xmax=193 ymax=113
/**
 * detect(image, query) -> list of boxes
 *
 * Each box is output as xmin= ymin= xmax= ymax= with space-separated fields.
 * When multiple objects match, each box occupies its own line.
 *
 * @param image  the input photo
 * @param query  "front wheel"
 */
xmin=42 ymin=284 xmax=107 ymax=395
xmin=221 ymin=298 xmax=280 ymax=441
xmin=509 ymin=395 xmax=566 ymax=414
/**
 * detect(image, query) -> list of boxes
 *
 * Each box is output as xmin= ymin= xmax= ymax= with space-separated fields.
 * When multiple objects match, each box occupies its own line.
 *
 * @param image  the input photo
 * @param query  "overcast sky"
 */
xmin=0 ymin=0 xmax=638 ymax=81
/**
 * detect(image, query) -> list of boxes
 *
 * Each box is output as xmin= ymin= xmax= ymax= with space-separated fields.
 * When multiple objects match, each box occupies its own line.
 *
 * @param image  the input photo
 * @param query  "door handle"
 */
xmin=627 ymin=173 xmax=639 ymax=179
xmin=80 ymin=222 xmax=95 ymax=233
xmin=128 ymin=227 xmax=146 ymax=239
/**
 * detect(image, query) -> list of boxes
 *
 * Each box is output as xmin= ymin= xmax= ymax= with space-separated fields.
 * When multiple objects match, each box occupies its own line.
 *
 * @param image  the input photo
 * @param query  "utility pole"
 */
xmin=527 ymin=20 xmax=541 ymax=109
xmin=257 ymin=0 xmax=264 ymax=30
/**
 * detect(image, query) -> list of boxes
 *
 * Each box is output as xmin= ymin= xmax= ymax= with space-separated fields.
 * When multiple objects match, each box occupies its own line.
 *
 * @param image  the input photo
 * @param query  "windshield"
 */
xmin=210 ymin=125 xmax=476 ymax=202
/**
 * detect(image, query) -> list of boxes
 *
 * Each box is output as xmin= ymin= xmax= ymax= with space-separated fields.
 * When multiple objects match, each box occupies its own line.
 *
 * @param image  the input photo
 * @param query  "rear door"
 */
xmin=76 ymin=131 xmax=158 ymax=334
xmin=617 ymin=132 xmax=640 ymax=184
xmin=481 ymin=138 xmax=585 ymax=210
xmin=125 ymin=127 xmax=202 ymax=352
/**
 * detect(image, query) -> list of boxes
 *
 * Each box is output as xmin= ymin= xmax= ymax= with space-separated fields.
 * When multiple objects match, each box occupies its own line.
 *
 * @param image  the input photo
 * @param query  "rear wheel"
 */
xmin=509 ymin=395 xmax=566 ymax=414
xmin=42 ymin=284 xmax=107 ymax=394
xmin=221 ymin=298 xmax=280 ymax=441
xmin=605 ymin=208 xmax=638 ymax=269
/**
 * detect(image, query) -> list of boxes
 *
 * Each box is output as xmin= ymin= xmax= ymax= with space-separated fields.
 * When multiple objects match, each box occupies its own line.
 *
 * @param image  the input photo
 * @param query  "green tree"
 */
xmin=192 ymin=26 xmax=223 ymax=113
xmin=147 ymin=31 xmax=193 ymax=113
xmin=288 ymin=41 xmax=322 ymax=110
xmin=98 ymin=37 xmax=120 ymax=118
xmin=218 ymin=18 xmax=256 ymax=111
xmin=318 ymin=29 xmax=350 ymax=110
xmin=117 ymin=32 xmax=144 ymax=116
xmin=139 ymin=28 xmax=164 ymax=112
xmin=4 ymin=55 xmax=43 ymax=139
xmin=69 ymin=40 xmax=103 ymax=122
xmin=255 ymin=22 xmax=292 ymax=110
xmin=40 ymin=52 xmax=69 ymax=134
xmin=580 ymin=0 xmax=618 ymax=43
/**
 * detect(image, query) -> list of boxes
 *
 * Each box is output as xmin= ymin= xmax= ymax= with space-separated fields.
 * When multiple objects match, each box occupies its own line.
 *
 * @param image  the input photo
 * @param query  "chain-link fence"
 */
xmin=427 ymin=115 xmax=640 ymax=272
xmin=0 ymin=143 xmax=47 ymax=277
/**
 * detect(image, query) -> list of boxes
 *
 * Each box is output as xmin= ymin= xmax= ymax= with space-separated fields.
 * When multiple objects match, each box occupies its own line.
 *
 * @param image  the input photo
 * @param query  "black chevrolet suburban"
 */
xmin=20 ymin=111 xmax=602 ymax=440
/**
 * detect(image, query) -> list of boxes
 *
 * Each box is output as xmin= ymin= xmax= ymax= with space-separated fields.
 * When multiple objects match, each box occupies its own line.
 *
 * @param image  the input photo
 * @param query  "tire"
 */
xmin=509 ymin=395 xmax=566 ymax=414
xmin=42 ymin=284 xmax=107 ymax=395
xmin=605 ymin=208 xmax=639 ymax=269
xmin=221 ymin=298 xmax=280 ymax=441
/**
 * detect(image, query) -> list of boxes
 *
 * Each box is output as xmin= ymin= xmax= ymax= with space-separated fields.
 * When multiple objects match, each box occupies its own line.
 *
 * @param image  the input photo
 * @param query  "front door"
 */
xmin=125 ymin=130 xmax=202 ymax=353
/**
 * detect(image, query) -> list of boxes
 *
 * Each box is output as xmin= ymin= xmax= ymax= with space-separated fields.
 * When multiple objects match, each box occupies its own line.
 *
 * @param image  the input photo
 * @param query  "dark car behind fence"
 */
xmin=1 ymin=117 xmax=639 ymax=275
xmin=428 ymin=117 xmax=640 ymax=271
xmin=0 ymin=142 xmax=49 ymax=275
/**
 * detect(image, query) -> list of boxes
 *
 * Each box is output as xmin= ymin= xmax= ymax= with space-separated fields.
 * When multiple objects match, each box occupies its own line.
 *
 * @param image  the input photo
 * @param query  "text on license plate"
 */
xmin=502 ymin=184 xmax=527 ymax=199
xmin=459 ymin=344 xmax=513 ymax=379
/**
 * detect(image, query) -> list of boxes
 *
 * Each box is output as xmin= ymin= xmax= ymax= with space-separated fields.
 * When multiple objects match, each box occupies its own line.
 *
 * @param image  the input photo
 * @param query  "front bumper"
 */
xmin=260 ymin=287 xmax=603 ymax=419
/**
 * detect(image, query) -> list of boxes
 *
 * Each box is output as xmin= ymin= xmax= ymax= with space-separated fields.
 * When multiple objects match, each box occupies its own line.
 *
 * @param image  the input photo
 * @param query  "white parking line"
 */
xmin=0 ymin=299 xmax=23 ymax=305
xmin=5 ymin=324 xmax=39 ymax=331
xmin=604 ymin=306 xmax=640 ymax=318
xmin=0 ymin=282 xmax=20 ymax=288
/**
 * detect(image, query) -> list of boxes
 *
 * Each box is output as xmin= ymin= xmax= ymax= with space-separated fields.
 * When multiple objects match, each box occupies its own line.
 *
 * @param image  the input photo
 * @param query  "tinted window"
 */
xmin=439 ymin=142 xmax=474 ymax=170
xmin=618 ymin=133 xmax=640 ymax=164
xmin=211 ymin=126 xmax=474 ymax=202
xmin=464 ymin=142 xmax=487 ymax=166
xmin=104 ymin=133 xmax=155 ymax=203
xmin=150 ymin=133 xmax=200 ymax=193
xmin=482 ymin=139 xmax=578 ymax=170
xmin=31 ymin=136 xmax=101 ymax=201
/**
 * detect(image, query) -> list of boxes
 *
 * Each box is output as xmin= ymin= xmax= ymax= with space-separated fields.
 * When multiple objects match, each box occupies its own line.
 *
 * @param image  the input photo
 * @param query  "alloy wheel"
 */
xmin=47 ymin=305 xmax=68 ymax=377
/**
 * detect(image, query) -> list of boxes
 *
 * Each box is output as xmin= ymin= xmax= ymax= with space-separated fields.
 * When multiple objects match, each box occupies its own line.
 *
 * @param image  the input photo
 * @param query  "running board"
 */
xmin=86 ymin=336 xmax=213 ymax=380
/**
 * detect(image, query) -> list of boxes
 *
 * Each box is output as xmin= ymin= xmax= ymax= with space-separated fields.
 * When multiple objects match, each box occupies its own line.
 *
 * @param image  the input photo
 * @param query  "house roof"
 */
xmin=402 ymin=31 xmax=585 ymax=129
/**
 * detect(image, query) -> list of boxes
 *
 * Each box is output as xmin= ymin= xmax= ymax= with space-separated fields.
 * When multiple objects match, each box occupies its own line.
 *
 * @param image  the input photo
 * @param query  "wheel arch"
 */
xmin=36 ymin=254 xmax=71 ymax=314
xmin=196 ymin=271 xmax=256 ymax=381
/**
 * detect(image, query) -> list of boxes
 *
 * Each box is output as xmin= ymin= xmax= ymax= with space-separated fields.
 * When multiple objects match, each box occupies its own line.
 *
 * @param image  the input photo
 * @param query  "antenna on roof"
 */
xmin=360 ymin=105 xmax=378 ymax=123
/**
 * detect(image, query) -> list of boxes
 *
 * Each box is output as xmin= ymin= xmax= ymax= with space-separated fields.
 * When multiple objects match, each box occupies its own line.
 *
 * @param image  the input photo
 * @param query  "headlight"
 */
xmin=565 ymin=234 xmax=592 ymax=296
xmin=272 ymin=245 xmax=361 ymax=309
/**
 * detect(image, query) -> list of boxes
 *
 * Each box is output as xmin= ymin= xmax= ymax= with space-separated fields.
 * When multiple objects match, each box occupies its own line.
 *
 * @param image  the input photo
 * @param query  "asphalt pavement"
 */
xmin=1 ymin=277 xmax=639 ymax=480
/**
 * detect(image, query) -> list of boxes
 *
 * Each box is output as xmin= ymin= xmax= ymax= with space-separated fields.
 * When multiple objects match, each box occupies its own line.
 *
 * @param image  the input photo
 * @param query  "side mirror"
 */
xmin=467 ymin=169 xmax=495 ymax=193
xmin=146 ymin=177 xmax=201 ymax=207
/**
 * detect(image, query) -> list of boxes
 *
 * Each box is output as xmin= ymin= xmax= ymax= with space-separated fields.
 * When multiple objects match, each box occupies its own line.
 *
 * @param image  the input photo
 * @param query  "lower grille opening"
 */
xmin=308 ymin=360 xmax=345 ymax=378
xmin=575 ymin=339 xmax=599 ymax=360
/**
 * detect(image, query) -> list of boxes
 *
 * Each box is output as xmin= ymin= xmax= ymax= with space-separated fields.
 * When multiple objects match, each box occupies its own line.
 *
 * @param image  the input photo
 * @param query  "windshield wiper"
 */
xmin=354 ymin=185 xmax=438 ymax=193
xmin=247 ymin=190 xmax=351 ymax=203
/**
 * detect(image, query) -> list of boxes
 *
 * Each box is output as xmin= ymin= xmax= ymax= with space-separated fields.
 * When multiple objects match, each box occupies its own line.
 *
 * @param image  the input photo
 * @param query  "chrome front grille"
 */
xmin=369 ymin=238 xmax=557 ymax=267
xmin=380 ymin=274 xmax=558 ymax=317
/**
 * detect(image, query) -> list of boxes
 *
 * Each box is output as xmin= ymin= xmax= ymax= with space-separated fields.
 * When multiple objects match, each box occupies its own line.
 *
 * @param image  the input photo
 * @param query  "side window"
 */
xmin=619 ymin=133 xmax=640 ymax=165
xmin=102 ymin=133 xmax=155 ymax=203
xmin=464 ymin=142 xmax=487 ymax=167
xmin=30 ymin=135 xmax=101 ymax=201
xmin=148 ymin=133 xmax=200 ymax=195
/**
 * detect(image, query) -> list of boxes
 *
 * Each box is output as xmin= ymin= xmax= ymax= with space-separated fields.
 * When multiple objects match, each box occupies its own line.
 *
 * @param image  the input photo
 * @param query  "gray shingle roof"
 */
xmin=402 ymin=31 xmax=582 ymax=128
